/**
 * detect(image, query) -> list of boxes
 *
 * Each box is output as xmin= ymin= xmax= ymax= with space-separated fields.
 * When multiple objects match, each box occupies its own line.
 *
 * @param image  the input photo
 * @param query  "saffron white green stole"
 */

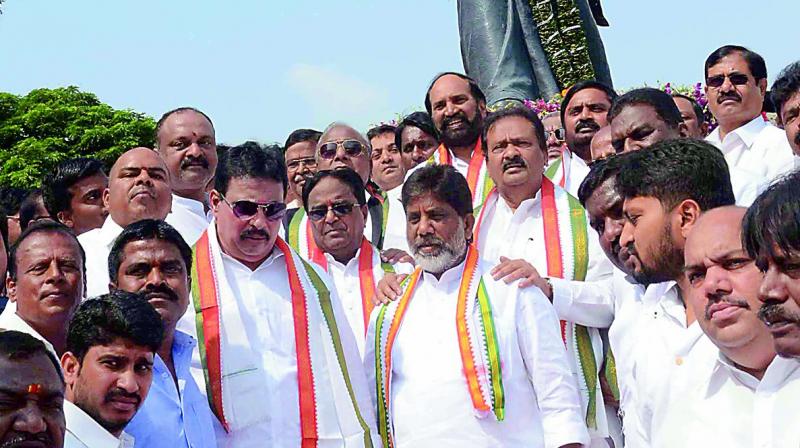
xmin=191 ymin=223 xmax=373 ymax=447
xmin=429 ymin=139 xmax=494 ymax=209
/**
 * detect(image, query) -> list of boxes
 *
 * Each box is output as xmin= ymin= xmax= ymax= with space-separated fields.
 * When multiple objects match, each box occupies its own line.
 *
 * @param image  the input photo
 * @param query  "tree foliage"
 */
xmin=0 ymin=86 xmax=156 ymax=187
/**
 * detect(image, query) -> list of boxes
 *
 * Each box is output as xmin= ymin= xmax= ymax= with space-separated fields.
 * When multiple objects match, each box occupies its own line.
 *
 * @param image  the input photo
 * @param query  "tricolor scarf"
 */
xmin=191 ymin=226 xmax=374 ymax=447
xmin=474 ymin=178 xmax=601 ymax=429
xmin=429 ymin=138 xmax=494 ymax=209
xmin=373 ymin=246 xmax=504 ymax=447
xmin=310 ymin=237 xmax=394 ymax=335
xmin=544 ymin=149 xmax=568 ymax=188
xmin=286 ymin=208 xmax=317 ymax=260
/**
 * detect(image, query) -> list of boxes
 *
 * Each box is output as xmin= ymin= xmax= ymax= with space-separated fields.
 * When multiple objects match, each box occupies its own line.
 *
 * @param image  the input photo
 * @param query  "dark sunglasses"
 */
xmin=706 ymin=73 xmax=750 ymax=88
xmin=546 ymin=128 xmax=566 ymax=141
xmin=221 ymin=195 xmax=287 ymax=221
xmin=318 ymin=139 xmax=367 ymax=160
xmin=307 ymin=202 xmax=357 ymax=222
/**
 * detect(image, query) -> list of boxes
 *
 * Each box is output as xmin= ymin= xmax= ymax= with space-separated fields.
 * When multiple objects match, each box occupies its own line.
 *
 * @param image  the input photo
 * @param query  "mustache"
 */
xmin=0 ymin=432 xmax=53 ymax=447
xmin=758 ymin=302 xmax=800 ymax=326
xmin=705 ymin=297 xmax=750 ymax=320
xmin=502 ymin=155 xmax=527 ymax=171
xmin=240 ymin=228 xmax=269 ymax=240
xmin=717 ymin=91 xmax=741 ymax=103
xmin=411 ymin=235 xmax=446 ymax=252
xmin=105 ymin=387 xmax=141 ymax=407
xmin=142 ymin=283 xmax=179 ymax=303
xmin=442 ymin=112 xmax=471 ymax=128
xmin=575 ymin=119 xmax=600 ymax=133
xmin=181 ymin=155 xmax=209 ymax=170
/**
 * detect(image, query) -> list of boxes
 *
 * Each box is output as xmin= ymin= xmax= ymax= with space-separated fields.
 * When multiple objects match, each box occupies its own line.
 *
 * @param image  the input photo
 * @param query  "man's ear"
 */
xmin=102 ymin=187 xmax=111 ymax=210
xmin=758 ymin=78 xmax=768 ymax=97
xmin=57 ymin=210 xmax=74 ymax=229
xmin=209 ymin=190 xmax=222 ymax=214
xmin=676 ymin=199 xmax=702 ymax=239
xmin=464 ymin=213 xmax=476 ymax=244
xmin=360 ymin=204 xmax=369 ymax=222
xmin=60 ymin=352 xmax=81 ymax=389
xmin=478 ymin=101 xmax=488 ymax=118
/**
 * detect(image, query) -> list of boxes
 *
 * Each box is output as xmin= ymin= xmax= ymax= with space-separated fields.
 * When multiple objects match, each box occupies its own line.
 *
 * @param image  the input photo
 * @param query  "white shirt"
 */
xmin=649 ymin=344 xmax=800 ymax=447
xmin=64 ymin=400 xmax=134 ymax=448
xmin=381 ymin=186 xmax=410 ymax=254
xmin=368 ymin=259 xmax=589 ymax=448
xmin=706 ymin=115 xmax=796 ymax=183
xmin=198 ymin=237 xmax=376 ymax=447
xmin=548 ymin=149 xmax=590 ymax=198
xmin=77 ymin=216 xmax=124 ymax=299
xmin=165 ymin=194 xmax=211 ymax=247
xmin=0 ymin=306 xmax=57 ymax=356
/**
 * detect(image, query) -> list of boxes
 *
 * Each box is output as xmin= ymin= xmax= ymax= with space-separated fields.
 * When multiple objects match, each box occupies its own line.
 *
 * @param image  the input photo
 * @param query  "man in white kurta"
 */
xmin=78 ymin=147 xmax=172 ymax=298
xmin=367 ymin=163 xmax=588 ymax=448
xmin=191 ymin=143 xmax=377 ymax=447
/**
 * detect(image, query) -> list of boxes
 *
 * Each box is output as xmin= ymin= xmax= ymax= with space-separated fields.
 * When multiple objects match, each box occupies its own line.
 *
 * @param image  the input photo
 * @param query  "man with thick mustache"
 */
xmin=61 ymin=290 xmax=163 ymax=448
xmin=79 ymin=147 xmax=172 ymax=298
xmin=743 ymin=170 xmax=800 ymax=359
xmin=770 ymin=60 xmax=800 ymax=157
xmin=704 ymin=45 xmax=795 ymax=181
xmin=192 ymin=142 xmax=377 ymax=447
xmin=107 ymin=219 xmax=217 ymax=448
xmin=425 ymin=72 xmax=493 ymax=209
xmin=366 ymin=164 xmax=588 ymax=447
xmin=157 ymin=107 xmax=218 ymax=246
xmin=0 ymin=221 xmax=85 ymax=357
xmin=644 ymin=206 xmax=800 ymax=446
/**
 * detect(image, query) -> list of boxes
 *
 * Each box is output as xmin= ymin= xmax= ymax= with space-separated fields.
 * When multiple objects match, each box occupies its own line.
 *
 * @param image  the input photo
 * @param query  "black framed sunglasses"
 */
xmin=546 ymin=128 xmax=566 ymax=141
xmin=318 ymin=139 xmax=367 ymax=160
xmin=307 ymin=202 xmax=357 ymax=222
xmin=221 ymin=195 xmax=287 ymax=221
xmin=706 ymin=73 xmax=750 ymax=88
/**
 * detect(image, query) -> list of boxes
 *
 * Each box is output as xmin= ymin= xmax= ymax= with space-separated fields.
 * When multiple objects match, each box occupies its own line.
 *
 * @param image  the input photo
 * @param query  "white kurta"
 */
xmin=76 ymin=216 xmax=124 ymax=299
xmin=706 ymin=115 xmax=797 ymax=183
xmin=64 ymin=400 xmax=134 ymax=448
xmin=381 ymin=186 xmax=410 ymax=254
xmin=365 ymin=258 xmax=589 ymax=448
xmin=192 ymin=223 xmax=378 ymax=448
xmin=165 ymin=194 xmax=211 ymax=247
xmin=547 ymin=149 xmax=591 ymax=198
xmin=649 ymin=344 xmax=800 ymax=447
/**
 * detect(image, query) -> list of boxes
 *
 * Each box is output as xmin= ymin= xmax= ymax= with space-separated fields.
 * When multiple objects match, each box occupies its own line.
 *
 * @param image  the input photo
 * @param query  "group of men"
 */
xmin=1 ymin=43 xmax=800 ymax=448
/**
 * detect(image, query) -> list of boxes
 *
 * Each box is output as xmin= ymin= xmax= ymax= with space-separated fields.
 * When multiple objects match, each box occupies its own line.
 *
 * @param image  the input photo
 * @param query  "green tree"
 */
xmin=0 ymin=86 xmax=155 ymax=187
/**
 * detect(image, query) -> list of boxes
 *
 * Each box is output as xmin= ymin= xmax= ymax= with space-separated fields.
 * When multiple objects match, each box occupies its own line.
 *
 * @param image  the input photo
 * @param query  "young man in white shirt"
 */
xmin=78 ymin=147 xmax=172 ymax=298
xmin=366 ymin=164 xmax=588 ymax=448
xmin=704 ymin=45 xmax=795 ymax=181
xmin=770 ymin=60 xmax=800 ymax=157
xmin=156 ymin=107 xmax=217 ymax=246
xmin=60 ymin=290 xmax=164 ymax=448
xmin=193 ymin=142 xmax=377 ymax=447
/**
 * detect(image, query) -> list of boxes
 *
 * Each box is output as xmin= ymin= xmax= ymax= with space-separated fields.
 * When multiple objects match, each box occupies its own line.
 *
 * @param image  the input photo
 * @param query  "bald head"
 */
xmin=590 ymin=126 xmax=614 ymax=160
xmin=316 ymin=123 xmax=372 ymax=184
xmin=104 ymin=147 xmax=173 ymax=226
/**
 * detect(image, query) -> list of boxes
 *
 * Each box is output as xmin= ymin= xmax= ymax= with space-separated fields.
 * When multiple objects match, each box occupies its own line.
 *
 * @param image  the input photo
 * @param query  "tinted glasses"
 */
xmin=221 ymin=195 xmax=287 ymax=221
xmin=706 ymin=73 xmax=750 ymax=88
xmin=307 ymin=202 xmax=357 ymax=222
xmin=546 ymin=128 xmax=566 ymax=141
xmin=318 ymin=139 xmax=367 ymax=160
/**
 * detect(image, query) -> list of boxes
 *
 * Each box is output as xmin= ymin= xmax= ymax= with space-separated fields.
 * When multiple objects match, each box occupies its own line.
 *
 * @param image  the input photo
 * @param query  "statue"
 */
xmin=458 ymin=0 xmax=613 ymax=104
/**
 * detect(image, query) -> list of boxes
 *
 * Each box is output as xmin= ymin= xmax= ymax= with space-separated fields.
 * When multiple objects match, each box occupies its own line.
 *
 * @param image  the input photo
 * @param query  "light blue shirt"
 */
xmin=125 ymin=331 xmax=218 ymax=448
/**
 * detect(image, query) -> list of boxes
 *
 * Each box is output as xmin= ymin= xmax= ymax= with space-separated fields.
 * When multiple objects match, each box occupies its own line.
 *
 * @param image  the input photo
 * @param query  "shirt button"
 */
xmin=675 ymin=356 xmax=683 ymax=366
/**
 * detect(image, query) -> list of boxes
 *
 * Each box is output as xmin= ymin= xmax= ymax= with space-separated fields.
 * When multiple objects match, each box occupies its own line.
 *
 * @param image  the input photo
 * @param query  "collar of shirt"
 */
xmin=0 ymin=309 xmax=56 ymax=356
xmin=171 ymin=193 xmax=211 ymax=222
xmin=420 ymin=256 xmax=468 ymax=290
xmin=495 ymin=188 xmax=542 ymax=217
xmin=715 ymin=351 xmax=800 ymax=393
xmin=64 ymin=400 xmax=133 ymax=448
xmin=99 ymin=215 xmax=125 ymax=248
xmin=707 ymin=115 xmax=766 ymax=150
xmin=219 ymin=243 xmax=285 ymax=274
xmin=325 ymin=248 xmax=360 ymax=276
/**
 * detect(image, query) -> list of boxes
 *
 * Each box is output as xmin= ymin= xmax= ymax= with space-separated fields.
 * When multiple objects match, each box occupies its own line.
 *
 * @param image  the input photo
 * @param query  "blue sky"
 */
xmin=1 ymin=1 xmax=798 ymax=145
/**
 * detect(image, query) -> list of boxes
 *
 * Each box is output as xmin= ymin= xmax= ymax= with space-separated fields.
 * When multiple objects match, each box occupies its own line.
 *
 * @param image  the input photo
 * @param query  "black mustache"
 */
xmin=705 ymin=298 xmax=750 ymax=320
xmin=240 ymin=228 xmax=269 ymax=240
xmin=758 ymin=302 xmax=800 ymax=325
xmin=442 ymin=112 xmax=469 ymax=128
xmin=575 ymin=119 xmax=600 ymax=133
xmin=502 ymin=156 xmax=527 ymax=171
xmin=105 ymin=387 xmax=141 ymax=407
xmin=0 ymin=432 xmax=53 ymax=446
xmin=181 ymin=155 xmax=209 ymax=170
xmin=143 ymin=283 xmax=179 ymax=303
xmin=717 ymin=92 xmax=741 ymax=103
xmin=625 ymin=241 xmax=638 ymax=258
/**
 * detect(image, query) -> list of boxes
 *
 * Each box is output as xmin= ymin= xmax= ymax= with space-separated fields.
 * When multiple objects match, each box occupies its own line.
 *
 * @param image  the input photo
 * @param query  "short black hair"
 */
xmin=302 ymin=169 xmax=367 ymax=211
xmin=771 ymin=61 xmax=800 ymax=120
xmin=18 ymin=190 xmax=48 ymax=232
xmin=401 ymin=165 xmax=472 ymax=217
xmin=66 ymin=290 xmax=164 ymax=363
xmin=560 ymin=80 xmax=618 ymax=126
xmin=155 ymin=107 xmax=215 ymax=142
xmin=743 ymin=170 xmax=800 ymax=263
xmin=214 ymin=141 xmax=288 ymax=196
xmin=9 ymin=221 xmax=85 ymax=281
xmin=608 ymin=88 xmax=683 ymax=129
xmin=0 ymin=187 xmax=29 ymax=216
xmin=284 ymin=129 xmax=323 ymax=153
xmin=424 ymin=72 xmax=486 ymax=115
xmin=366 ymin=124 xmax=397 ymax=142
xmin=577 ymin=153 xmax=632 ymax=206
xmin=671 ymin=93 xmax=705 ymax=124
xmin=481 ymin=106 xmax=546 ymax=157
xmin=108 ymin=219 xmax=192 ymax=284
xmin=395 ymin=111 xmax=439 ymax=150
xmin=0 ymin=330 xmax=64 ymax=384
xmin=41 ymin=158 xmax=106 ymax=218
xmin=617 ymin=139 xmax=735 ymax=212
xmin=704 ymin=45 xmax=767 ymax=81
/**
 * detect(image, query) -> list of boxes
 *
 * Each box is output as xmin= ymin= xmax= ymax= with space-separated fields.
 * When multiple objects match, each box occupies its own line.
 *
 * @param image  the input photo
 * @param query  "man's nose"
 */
xmin=13 ymin=401 xmax=48 ymax=435
xmin=759 ymin=265 xmax=788 ymax=304
xmin=619 ymin=221 xmax=634 ymax=249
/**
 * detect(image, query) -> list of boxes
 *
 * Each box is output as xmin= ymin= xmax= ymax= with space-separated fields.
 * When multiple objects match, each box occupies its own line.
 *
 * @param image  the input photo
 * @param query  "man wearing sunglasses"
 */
xmin=704 ymin=45 xmax=794 ymax=181
xmin=542 ymin=112 xmax=567 ymax=163
xmin=195 ymin=142 xmax=377 ymax=447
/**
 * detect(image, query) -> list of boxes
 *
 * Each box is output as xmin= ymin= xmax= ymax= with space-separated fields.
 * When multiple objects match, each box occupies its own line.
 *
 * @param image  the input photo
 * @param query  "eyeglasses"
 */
xmin=220 ymin=194 xmax=287 ymax=221
xmin=546 ymin=128 xmax=566 ymax=141
xmin=318 ymin=139 xmax=367 ymax=160
xmin=286 ymin=157 xmax=318 ymax=170
xmin=706 ymin=73 xmax=750 ymax=88
xmin=307 ymin=202 xmax=357 ymax=222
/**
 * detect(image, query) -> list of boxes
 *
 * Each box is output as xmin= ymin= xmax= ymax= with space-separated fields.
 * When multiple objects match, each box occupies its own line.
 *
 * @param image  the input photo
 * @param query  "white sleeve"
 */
xmin=550 ymin=276 xmax=615 ymax=328
xmin=585 ymin=227 xmax=614 ymax=282
xmin=517 ymin=287 xmax=590 ymax=448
